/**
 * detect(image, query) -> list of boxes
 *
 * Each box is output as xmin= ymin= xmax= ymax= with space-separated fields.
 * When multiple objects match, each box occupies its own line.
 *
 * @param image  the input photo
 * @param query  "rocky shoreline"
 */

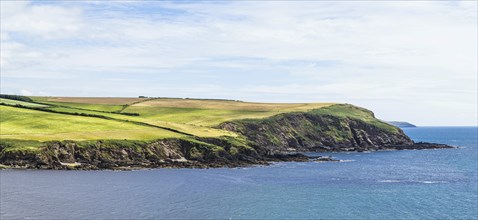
xmin=0 ymin=141 xmax=453 ymax=171
xmin=0 ymin=105 xmax=455 ymax=170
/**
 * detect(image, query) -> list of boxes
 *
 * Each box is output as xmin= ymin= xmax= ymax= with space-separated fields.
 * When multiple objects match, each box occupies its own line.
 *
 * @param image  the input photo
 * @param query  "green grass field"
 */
xmin=0 ymin=105 xmax=184 ymax=141
xmin=0 ymin=96 xmax=336 ymax=145
xmin=0 ymin=98 xmax=49 ymax=107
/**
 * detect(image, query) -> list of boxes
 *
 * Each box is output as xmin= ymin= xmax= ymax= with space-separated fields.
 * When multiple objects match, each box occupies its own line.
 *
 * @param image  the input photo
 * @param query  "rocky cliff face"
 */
xmin=219 ymin=108 xmax=414 ymax=153
xmin=0 ymin=138 xmax=272 ymax=170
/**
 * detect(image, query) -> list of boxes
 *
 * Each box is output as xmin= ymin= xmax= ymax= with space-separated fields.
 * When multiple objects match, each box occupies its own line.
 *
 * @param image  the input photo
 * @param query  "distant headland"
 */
xmin=386 ymin=121 xmax=417 ymax=128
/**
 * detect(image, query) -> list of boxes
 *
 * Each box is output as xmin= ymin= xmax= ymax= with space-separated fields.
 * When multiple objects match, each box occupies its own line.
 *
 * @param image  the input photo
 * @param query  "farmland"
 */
xmin=0 ymin=96 xmax=335 ymax=143
xmin=124 ymin=99 xmax=334 ymax=126
xmin=0 ymin=105 xmax=184 ymax=141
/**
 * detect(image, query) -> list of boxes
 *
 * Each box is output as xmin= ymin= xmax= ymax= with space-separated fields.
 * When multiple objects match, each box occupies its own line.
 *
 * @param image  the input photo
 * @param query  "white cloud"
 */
xmin=1 ymin=1 xmax=83 ymax=39
xmin=0 ymin=1 xmax=476 ymax=125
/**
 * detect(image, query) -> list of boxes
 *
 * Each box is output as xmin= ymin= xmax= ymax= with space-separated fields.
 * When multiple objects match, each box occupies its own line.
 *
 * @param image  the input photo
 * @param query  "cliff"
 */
xmin=0 ymin=104 xmax=452 ymax=170
xmin=219 ymin=104 xmax=415 ymax=152
xmin=0 ymin=138 xmax=312 ymax=170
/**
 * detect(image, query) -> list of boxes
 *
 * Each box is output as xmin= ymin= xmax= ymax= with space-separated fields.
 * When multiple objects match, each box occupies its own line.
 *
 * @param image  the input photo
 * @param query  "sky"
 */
xmin=1 ymin=1 xmax=477 ymax=126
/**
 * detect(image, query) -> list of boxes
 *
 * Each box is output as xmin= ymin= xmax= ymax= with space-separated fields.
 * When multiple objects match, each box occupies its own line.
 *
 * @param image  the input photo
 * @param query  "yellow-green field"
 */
xmin=0 ymin=96 xmax=335 ymax=141
xmin=0 ymin=105 xmax=183 ymax=141
xmin=125 ymin=99 xmax=333 ymax=126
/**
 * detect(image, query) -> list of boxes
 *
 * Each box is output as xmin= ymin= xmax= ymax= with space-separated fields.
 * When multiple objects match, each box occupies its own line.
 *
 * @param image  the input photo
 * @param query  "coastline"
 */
xmin=0 ymin=143 xmax=454 ymax=171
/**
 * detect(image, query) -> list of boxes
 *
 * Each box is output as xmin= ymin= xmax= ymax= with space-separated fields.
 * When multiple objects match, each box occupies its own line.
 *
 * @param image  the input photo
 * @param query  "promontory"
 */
xmin=0 ymin=95 xmax=452 ymax=170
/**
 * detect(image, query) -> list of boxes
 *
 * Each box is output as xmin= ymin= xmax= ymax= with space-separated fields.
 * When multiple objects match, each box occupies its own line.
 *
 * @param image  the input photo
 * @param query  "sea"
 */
xmin=1 ymin=127 xmax=477 ymax=219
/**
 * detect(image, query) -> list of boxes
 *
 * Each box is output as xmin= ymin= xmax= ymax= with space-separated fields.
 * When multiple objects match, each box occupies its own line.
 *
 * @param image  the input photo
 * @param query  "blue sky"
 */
xmin=1 ymin=1 xmax=477 ymax=126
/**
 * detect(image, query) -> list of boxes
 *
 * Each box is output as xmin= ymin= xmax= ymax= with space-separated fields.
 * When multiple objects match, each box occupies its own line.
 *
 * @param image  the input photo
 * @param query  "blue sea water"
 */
xmin=1 ymin=127 xmax=477 ymax=219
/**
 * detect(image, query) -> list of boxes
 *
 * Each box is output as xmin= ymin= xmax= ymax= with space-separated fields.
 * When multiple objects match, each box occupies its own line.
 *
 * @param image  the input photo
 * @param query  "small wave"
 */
xmin=416 ymin=180 xmax=448 ymax=184
xmin=338 ymin=159 xmax=355 ymax=162
xmin=378 ymin=180 xmax=448 ymax=184
xmin=378 ymin=180 xmax=402 ymax=183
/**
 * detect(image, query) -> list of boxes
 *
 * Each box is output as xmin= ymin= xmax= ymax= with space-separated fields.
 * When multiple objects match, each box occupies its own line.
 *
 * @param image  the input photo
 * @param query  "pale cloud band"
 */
xmin=1 ymin=1 xmax=477 ymax=126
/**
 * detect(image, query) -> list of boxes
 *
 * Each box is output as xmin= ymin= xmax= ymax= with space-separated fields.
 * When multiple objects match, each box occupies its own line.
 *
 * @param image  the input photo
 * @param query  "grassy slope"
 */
xmin=0 ymin=105 xmax=184 ymax=141
xmin=46 ymin=107 xmax=237 ymax=137
xmin=6 ymin=97 xmax=397 ymax=154
xmin=21 ymin=97 xmax=334 ymax=138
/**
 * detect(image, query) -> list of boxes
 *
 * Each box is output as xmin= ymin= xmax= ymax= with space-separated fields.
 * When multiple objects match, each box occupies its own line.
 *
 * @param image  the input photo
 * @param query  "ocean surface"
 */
xmin=1 ymin=127 xmax=477 ymax=219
